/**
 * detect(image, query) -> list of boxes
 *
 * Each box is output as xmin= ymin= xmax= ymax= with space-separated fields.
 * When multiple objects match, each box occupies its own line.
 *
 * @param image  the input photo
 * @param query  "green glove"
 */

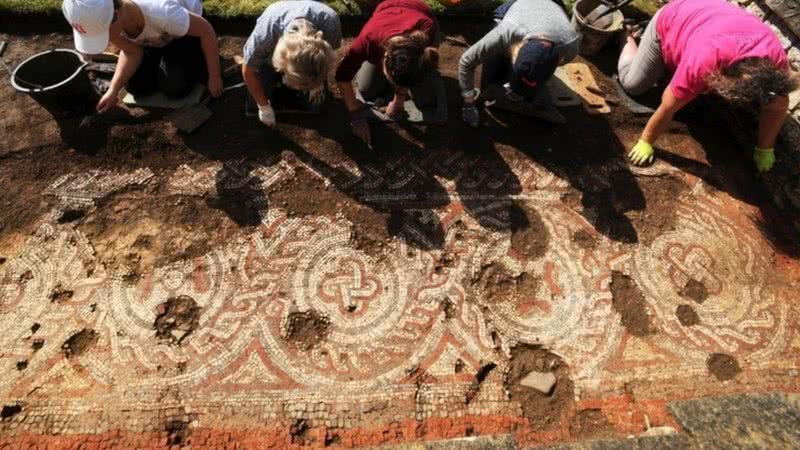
xmin=753 ymin=147 xmax=775 ymax=172
xmin=628 ymin=139 xmax=654 ymax=166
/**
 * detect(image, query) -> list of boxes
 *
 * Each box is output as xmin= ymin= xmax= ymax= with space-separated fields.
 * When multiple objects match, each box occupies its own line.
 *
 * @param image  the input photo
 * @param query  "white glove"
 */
xmin=258 ymin=103 xmax=276 ymax=127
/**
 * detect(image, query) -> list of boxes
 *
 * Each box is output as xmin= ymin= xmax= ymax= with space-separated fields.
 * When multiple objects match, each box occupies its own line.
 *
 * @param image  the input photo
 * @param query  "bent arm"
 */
xmin=186 ymin=13 xmax=222 ymax=87
xmin=459 ymin=26 xmax=508 ymax=96
xmin=640 ymin=86 xmax=691 ymax=144
xmin=338 ymin=81 xmax=362 ymax=112
xmin=757 ymin=95 xmax=789 ymax=149
xmin=107 ymin=32 xmax=144 ymax=99
xmin=242 ymin=64 xmax=268 ymax=106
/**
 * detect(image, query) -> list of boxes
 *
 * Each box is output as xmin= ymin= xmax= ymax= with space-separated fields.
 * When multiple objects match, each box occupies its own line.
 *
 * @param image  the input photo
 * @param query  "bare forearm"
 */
xmin=338 ymin=81 xmax=360 ymax=112
xmin=109 ymin=49 xmax=142 ymax=95
xmin=641 ymin=104 xmax=676 ymax=144
xmin=757 ymin=96 xmax=789 ymax=149
xmin=242 ymin=65 xmax=268 ymax=106
xmin=201 ymin=32 xmax=221 ymax=82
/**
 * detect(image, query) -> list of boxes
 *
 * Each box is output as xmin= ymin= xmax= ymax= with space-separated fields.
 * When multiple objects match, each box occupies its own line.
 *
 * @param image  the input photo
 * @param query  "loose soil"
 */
xmin=439 ymin=297 xmax=456 ymax=320
xmin=284 ymin=309 xmax=331 ymax=351
xmin=572 ymin=230 xmax=597 ymax=250
xmin=610 ymin=271 xmax=655 ymax=337
xmin=507 ymin=345 xmax=574 ymax=429
xmin=269 ymin=167 xmax=393 ymax=256
xmin=623 ymin=175 xmax=688 ymax=245
xmin=569 ymin=409 xmax=615 ymax=439
xmin=471 ymin=263 xmax=540 ymax=305
xmin=154 ymin=296 xmax=201 ymax=345
xmin=676 ymin=304 xmax=701 ymax=327
xmin=48 ymin=284 xmax=74 ymax=303
xmin=509 ymin=204 xmax=549 ymax=260
xmin=31 ymin=339 xmax=44 ymax=352
xmin=707 ymin=353 xmax=742 ymax=381
xmin=62 ymin=329 xmax=98 ymax=358
xmin=164 ymin=419 xmax=191 ymax=446
xmin=680 ymin=279 xmax=709 ymax=304
xmin=78 ymin=193 xmax=252 ymax=280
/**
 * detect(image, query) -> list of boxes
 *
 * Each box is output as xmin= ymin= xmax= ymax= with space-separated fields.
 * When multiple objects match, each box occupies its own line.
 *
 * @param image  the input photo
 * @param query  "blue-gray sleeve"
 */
xmin=319 ymin=12 xmax=342 ymax=50
xmin=458 ymin=25 xmax=512 ymax=93
xmin=243 ymin=18 xmax=278 ymax=69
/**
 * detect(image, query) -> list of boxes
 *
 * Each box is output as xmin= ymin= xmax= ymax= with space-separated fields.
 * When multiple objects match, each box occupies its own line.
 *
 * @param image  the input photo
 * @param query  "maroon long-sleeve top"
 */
xmin=335 ymin=0 xmax=438 ymax=82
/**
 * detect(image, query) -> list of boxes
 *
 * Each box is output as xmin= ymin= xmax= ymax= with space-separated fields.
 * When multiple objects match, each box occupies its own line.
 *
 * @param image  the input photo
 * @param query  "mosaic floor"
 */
xmin=0 ymin=32 xmax=798 ymax=449
xmin=1 ymin=145 xmax=798 ymax=444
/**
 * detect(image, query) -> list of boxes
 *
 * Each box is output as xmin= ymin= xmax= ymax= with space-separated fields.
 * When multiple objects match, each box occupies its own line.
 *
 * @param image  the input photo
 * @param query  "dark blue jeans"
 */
xmin=127 ymin=36 xmax=207 ymax=99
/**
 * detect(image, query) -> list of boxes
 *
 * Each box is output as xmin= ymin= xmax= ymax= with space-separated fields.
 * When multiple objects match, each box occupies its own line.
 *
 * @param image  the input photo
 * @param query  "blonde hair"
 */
xmin=272 ymin=19 xmax=335 ymax=104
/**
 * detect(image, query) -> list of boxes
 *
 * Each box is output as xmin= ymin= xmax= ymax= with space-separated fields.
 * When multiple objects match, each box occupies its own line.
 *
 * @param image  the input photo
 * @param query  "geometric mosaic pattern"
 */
xmin=1 ymin=150 xmax=797 ymax=439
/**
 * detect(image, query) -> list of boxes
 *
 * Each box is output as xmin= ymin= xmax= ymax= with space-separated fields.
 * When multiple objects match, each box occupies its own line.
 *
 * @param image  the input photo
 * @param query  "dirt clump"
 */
xmin=16 ymin=360 xmax=28 ymax=371
xmin=676 ymin=304 xmax=700 ymax=327
xmin=49 ymin=284 xmax=74 ymax=303
xmin=572 ymin=230 xmax=597 ymax=250
xmin=165 ymin=419 xmax=191 ymax=446
xmin=290 ymin=418 xmax=311 ymax=445
xmin=610 ymin=271 xmax=655 ymax=337
xmin=285 ymin=309 xmax=331 ymax=351
xmin=509 ymin=204 xmax=549 ymax=260
xmin=270 ymin=168 xmax=393 ymax=255
xmin=472 ymin=263 xmax=540 ymax=305
xmin=464 ymin=362 xmax=497 ymax=404
xmin=680 ymin=279 xmax=709 ymax=304
xmin=31 ymin=339 xmax=44 ymax=352
xmin=440 ymin=297 xmax=456 ymax=319
xmin=30 ymin=323 xmax=40 ymax=334
xmin=18 ymin=271 xmax=33 ymax=284
xmin=569 ymin=409 xmax=615 ymax=439
xmin=78 ymin=193 xmax=251 ymax=277
xmin=62 ymin=329 xmax=98 ymax=358
xmin=507 ymin=345 xmax=574 ymax=429
xmin=0 ymin=404 xmax=22 ymax=421
xmin=625 ymin=175 xmax=687 ymax=245
xmin=707 ymin=353 xmax=741 ymax=381
xmin=154 ymin=296 xmax=201 ymax=345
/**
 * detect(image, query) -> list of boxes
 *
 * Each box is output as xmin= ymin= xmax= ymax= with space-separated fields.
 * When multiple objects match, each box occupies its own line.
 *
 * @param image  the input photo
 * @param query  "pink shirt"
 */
xmin=656 ymin=0 xmax=788 ymax=101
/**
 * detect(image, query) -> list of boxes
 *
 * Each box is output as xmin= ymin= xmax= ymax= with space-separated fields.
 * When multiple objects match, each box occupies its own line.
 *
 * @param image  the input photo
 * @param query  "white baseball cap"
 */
xmin=62 ymin=0 xmax=115 ymax=55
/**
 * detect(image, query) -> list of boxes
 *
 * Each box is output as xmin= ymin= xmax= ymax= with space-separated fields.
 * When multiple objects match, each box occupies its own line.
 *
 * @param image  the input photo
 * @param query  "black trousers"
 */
xmin=127 ymin=36 xmax=207 ymax=99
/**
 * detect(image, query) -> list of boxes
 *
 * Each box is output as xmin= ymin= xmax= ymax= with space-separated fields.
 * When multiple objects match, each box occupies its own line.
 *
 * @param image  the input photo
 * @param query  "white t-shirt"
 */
xmin=125 ymin=0 xmax=203 ymax=48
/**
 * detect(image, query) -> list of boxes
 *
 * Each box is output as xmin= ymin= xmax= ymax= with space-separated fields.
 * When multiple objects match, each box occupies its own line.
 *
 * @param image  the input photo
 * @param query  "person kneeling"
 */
xmin=335 ymin=0 xmax=447 ymax=147
xmin=242 ymin=0 xmax=341 ymax=127
xmin=63 ymin=0 xmax=223 ymax=112
xmin=618 ymin=0 xmax=799 ymax=173
xmin=458 ymin=0 xmax=581 ymax=127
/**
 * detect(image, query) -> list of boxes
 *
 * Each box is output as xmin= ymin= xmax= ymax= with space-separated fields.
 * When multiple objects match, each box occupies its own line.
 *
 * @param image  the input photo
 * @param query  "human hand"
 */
xmin=628 ymin=139 xmax=654 ymax=166
xmin=386 ymin=98 xmax=405 ymax=121
xmin=258 ymin=103 xmax=276 ymax=127
xmin=462 ymin=105 xmax=480 ymax=128
xmin=753 ymin=147 xmax=775 ymax=172
xmin=96 ymin=91 xmax=119 ymax=113
xmin=208 ymin=75 xmax=224 ymax=98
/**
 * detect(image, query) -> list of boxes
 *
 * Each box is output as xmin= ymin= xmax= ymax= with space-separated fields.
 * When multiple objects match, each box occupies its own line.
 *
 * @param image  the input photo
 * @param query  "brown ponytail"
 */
xmin=384 ymin=30 xmax=439 ymax=87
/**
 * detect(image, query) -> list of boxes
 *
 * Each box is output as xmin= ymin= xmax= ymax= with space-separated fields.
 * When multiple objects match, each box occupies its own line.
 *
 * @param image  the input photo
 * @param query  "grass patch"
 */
xmin=0 ymin=0 xmax=504 ymax=17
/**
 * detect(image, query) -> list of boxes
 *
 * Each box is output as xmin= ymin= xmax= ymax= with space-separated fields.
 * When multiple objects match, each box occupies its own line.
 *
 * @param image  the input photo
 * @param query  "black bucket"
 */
xmin=11 ymin=49 xmax=99 ymax=118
